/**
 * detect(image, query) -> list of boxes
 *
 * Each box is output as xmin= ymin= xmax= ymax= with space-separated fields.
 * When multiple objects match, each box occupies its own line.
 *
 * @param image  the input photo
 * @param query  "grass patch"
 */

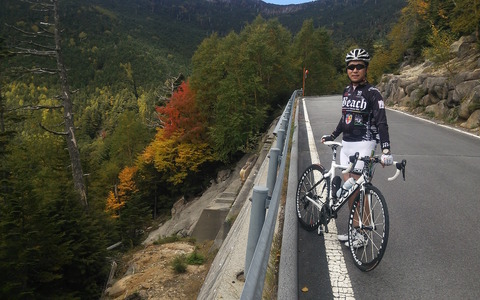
xmin=171 ymin=250 xmax=206 ymax=273
xmin=186 ymin=251 xmax=205 ymax=265
xmin=172 ymin=255 xmax=188 ymax=273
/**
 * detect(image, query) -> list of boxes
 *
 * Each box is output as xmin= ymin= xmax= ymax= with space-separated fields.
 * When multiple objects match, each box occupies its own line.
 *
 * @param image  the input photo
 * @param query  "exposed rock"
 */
xmin=142 ymin=152 xmax=252 ymax=245
xmin=453 ymin=80 xmax=480 ymax=105
xmin=425 ymin=100 xmax=449 ymax=119
xmin=405 ymin=81 xmax=420 ymax=96
xmin=104 ymin=275 xmax=133 ymax=298
xmin=216 ymin=169 xmax=231 ymax=183
xmin=463 ymin=69 xmax=480 ymax=81
xmin=423 ymin=76 xmax=449 ymax=103
xmin=459 ymin=85 xmax=480 ymax=119
xmin=410 ymin=88 xmax=425 ymax=102
xmin=461 ymin=109 xmax=480 ymax=129
xmin=171 ymin=196 xmax=187 ymax=216
xmin=378 ymin=34 xmax=480 ymax=133
xmin=450 ymin=34 xmax=477 ymax=58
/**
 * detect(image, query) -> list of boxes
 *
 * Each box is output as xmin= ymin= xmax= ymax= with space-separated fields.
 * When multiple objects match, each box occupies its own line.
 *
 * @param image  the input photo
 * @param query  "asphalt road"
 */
xmin=296 ymin=95 xmax=480 ymax=299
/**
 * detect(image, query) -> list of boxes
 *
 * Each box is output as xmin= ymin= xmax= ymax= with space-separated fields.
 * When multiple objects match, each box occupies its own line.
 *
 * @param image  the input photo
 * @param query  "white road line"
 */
xmin=388 ymin=108 xmax=480 ymax=139
xmin=302 ymin=99 xmax=355 ymax=299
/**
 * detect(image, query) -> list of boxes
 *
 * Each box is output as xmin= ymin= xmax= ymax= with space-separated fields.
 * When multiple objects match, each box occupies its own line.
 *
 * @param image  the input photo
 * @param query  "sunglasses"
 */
xmin=347 ymin=64 xmax=366 ymax=71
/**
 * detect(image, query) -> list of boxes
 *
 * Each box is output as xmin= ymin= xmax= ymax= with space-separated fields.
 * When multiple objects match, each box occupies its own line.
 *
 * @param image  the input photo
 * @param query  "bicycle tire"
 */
xmin=348 ymin=184 xmax=389 ymax=272
xmin=296 ymin=164 xmax=330 ymax=231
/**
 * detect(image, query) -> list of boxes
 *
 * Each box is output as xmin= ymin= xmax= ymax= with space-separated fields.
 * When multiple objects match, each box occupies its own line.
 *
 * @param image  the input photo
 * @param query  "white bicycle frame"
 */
xmin=305 ymin=141 xmax=403 ymax=226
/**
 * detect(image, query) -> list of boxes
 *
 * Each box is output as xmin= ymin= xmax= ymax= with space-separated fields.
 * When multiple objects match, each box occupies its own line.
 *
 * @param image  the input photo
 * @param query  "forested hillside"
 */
xmin=1 ymin=0 xmax=478 ymax=298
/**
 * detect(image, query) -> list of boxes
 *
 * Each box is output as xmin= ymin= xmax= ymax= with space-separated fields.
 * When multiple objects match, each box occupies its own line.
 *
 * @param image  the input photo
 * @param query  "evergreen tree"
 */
xmin=292 ymin=20 xmax=339 ymax=95
xmin=0 ymin=131 xmax=109 ymax=298
xmin=450 ymin=0 xmax=480 ymax=39
xmin=0 ymin=196 xmax=109 ymax=299
xmin=191 ymin=16 xmax=296 ymax=162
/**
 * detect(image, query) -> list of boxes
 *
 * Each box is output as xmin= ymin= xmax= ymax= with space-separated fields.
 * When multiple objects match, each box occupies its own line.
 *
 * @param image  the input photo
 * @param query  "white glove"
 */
xmin=381 ymin=153 xmax=394 ymax=166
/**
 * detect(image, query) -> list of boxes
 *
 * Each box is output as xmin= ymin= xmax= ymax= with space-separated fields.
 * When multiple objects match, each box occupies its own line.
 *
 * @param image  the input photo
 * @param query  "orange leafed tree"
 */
xmin=105 ymin=166 xmax=139 ymax=218
xmin=141 ymin=131 xmax=214 ymax=185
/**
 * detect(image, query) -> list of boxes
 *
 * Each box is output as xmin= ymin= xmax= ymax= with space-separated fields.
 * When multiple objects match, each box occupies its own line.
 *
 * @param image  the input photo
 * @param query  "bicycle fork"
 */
xmin=356 ymin=185 xmax=375 ymax=231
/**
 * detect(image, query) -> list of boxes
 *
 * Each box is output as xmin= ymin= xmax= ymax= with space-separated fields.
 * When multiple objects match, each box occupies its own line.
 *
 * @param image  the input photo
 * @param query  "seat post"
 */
xmin=331 ymin=145 xmax=338 ymax=162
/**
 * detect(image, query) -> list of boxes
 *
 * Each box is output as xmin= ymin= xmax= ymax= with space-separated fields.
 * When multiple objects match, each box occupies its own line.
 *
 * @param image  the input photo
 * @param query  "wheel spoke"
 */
xmin=296 ymin=165 xmax=329 ymax=231
xmin=348 ymin=186 xmax=389 ymax=272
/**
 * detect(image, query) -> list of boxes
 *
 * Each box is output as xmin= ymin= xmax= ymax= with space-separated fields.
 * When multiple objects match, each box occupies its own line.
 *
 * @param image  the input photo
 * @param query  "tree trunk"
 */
xmin=53 ymin=0 xmax=88 ymax=208
xmin=0 ymin=92 xmax=5 ymax=133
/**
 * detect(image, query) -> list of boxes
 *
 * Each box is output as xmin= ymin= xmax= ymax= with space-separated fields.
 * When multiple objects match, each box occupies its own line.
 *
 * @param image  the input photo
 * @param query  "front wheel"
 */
xmin=296 ymin=164 xmax=330 ymax=231
xmin=348 ymin=185 xmax=389 ymax=272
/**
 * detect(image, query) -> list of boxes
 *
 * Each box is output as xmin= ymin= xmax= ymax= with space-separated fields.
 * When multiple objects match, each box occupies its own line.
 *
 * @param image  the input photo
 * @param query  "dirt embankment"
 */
xmin=103 ymin=241 xmax=214 ymax=299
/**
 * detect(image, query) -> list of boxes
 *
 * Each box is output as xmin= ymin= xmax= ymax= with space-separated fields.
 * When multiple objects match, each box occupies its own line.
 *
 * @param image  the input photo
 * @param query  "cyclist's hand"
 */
xmin=381 ymin=153 xmax=394 ymax=166
xmin=321 ymin=134 xmax=334 ymax=143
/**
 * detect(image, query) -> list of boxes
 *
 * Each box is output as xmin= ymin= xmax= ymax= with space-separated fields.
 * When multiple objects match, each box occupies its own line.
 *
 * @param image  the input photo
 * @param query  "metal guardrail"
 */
xmin=240 ymin=89 xmax=301 ymax=299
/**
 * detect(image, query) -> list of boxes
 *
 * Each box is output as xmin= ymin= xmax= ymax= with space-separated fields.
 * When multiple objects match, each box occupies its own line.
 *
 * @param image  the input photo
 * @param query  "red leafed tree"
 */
xmin=156 ymin=81 xmax=205 ymax=142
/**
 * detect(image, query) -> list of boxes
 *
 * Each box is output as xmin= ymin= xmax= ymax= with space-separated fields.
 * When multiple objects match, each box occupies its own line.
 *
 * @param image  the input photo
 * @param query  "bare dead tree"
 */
xmin=7 ymin=0 xmax=88 ymax=208
xmin=52 ymin=0 xmax=88 ymax=208
xmin=0 ymin=86 xmax=4 ymax=134
xmin=0 ymin=43 xmax=6 ymax=134
xmin=144 ymin=73 xmax=185 ymax=129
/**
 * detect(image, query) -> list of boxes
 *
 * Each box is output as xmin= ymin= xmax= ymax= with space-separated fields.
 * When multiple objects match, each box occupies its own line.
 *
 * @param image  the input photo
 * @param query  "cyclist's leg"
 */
xmin=338 ymin=140 xmax=375 ymax=241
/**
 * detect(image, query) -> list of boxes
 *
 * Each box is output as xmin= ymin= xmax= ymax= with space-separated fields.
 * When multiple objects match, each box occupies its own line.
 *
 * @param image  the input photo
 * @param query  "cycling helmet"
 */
xmin=345 ymin=48 xmax=370 ymax=64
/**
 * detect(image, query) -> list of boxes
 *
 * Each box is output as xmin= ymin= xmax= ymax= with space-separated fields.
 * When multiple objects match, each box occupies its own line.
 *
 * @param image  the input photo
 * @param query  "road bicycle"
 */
xmin=295 ymin=141 xmax=406 ymax=271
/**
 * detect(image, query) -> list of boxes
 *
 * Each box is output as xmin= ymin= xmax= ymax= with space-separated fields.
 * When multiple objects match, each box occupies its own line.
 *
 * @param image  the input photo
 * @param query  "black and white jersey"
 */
xmin=331 ymin=82 xmax=390 ymax=150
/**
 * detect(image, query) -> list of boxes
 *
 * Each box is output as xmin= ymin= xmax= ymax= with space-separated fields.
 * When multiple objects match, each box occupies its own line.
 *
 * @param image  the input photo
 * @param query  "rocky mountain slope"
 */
xmin=102 ymin=150 xmax=259 ymax=299
xmin=378 ymin=34 xmax=480 ymax=135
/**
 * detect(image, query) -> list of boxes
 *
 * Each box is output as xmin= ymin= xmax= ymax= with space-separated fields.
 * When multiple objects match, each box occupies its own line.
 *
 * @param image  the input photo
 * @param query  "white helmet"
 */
xmin=345 ymin=48 xmax=370 ymax=64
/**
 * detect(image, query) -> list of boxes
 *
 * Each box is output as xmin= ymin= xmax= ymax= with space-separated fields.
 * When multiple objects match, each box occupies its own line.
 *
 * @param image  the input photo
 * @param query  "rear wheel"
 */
xmin=296 ymin=164 xmax=330 ymax=231
xmin=348 ymin=185 xmax=389 ymax=272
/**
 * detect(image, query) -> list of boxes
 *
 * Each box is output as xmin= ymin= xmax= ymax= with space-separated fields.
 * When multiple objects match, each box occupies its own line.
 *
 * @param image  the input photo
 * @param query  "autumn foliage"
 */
xmin=139 ymin=81 xmax=214 ymax=185
xmin=156 ymin=81 xmax=206 ymax=142
xmin=105 ymin=166 xmax=139 ymax=218
xmin=105 ymin=81 xmax=214 ymax=217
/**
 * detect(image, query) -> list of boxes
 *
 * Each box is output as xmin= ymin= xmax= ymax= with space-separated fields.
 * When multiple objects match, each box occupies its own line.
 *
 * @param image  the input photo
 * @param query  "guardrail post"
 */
xmin=276 ymin=128 xmax=285 ymax=154
xmin=245 ymin=186 xmax=268 ymax=276
xmin=266 ymin=148 xmax=280 ymax=205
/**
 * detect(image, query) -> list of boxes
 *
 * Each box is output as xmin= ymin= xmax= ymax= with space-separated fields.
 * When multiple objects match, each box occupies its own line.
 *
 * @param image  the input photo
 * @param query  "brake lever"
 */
xmin=342 ymin=152 xmax=359 ymax=174
xmin=389 ymin=159 xmax=407 ymax=181
xmin=400 ymin=159 xmax=407 ymax=181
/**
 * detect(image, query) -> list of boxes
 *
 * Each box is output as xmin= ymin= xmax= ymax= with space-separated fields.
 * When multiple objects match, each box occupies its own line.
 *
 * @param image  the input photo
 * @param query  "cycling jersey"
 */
xmin=331 ymin=82 xmax=390 ymax=150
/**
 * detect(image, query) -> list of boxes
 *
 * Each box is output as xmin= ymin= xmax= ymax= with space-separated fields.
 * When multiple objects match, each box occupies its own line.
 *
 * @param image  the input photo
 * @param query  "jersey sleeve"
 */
xmin=371 ymin=88 xmax=391 ymax=150
xmin=331 ymin=117 xmax=343 ymax=139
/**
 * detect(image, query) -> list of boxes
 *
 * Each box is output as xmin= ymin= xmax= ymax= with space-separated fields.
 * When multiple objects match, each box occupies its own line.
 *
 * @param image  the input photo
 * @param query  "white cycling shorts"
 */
xmin=340 ymin=140 xmax=377 ymax=172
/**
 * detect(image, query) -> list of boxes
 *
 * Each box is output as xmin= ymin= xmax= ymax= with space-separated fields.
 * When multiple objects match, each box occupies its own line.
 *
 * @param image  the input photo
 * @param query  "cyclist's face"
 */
xmin=347 ymin=61 xmax=367 ymax=85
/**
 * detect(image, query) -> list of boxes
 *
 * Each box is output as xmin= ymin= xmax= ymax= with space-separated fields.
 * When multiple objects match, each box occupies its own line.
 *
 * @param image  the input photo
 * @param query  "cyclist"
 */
xmin=321 ymin=48 xmax=394 ymax=248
